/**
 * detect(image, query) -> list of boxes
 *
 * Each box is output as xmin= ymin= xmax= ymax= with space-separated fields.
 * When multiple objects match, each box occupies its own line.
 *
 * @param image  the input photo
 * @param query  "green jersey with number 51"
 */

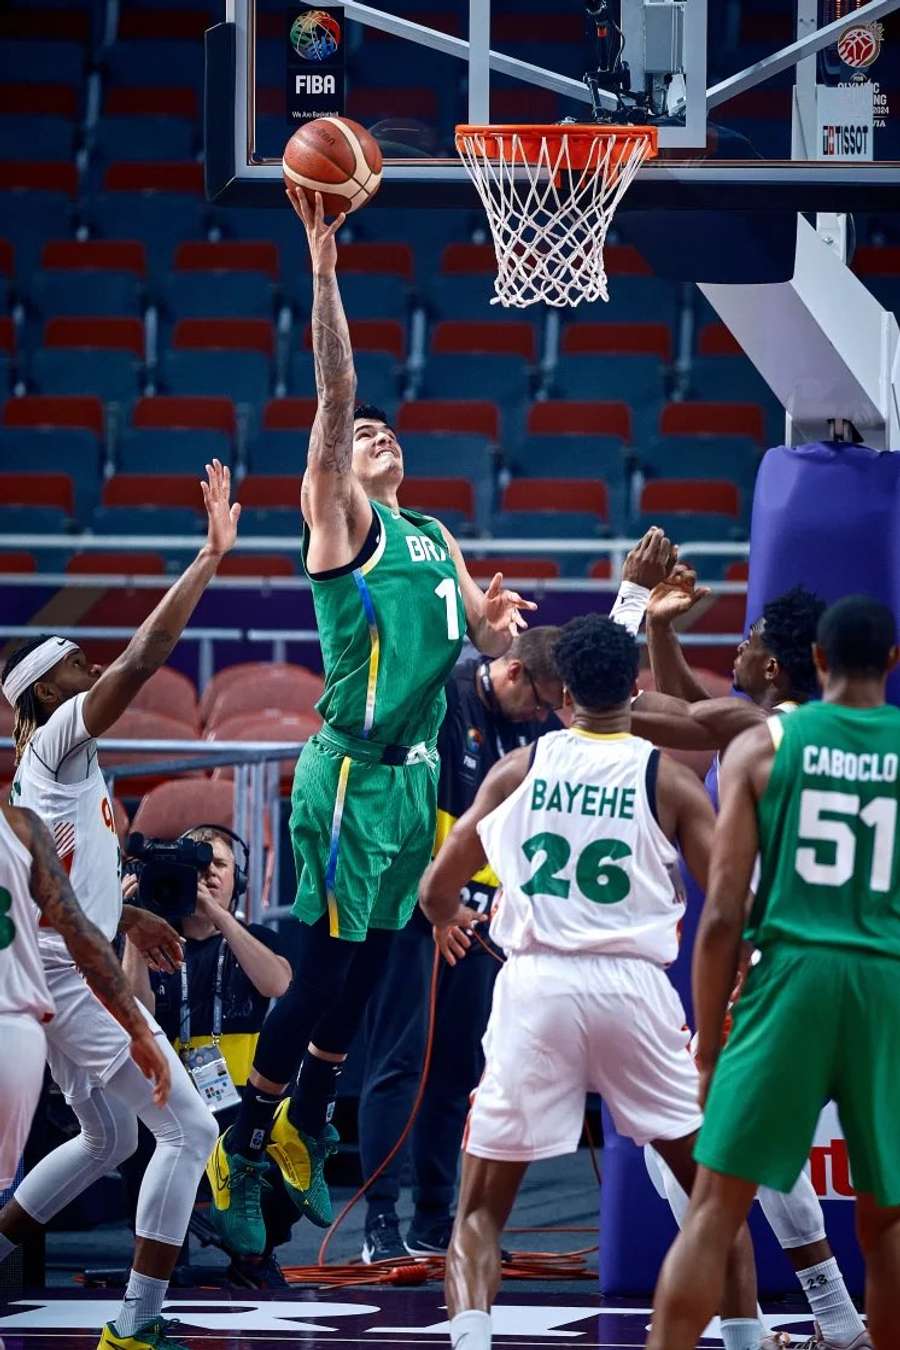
xmin=751 ymin=702 xmax=900 ymax=957
xmin=302 ymin=499 xmax=466 ymax=747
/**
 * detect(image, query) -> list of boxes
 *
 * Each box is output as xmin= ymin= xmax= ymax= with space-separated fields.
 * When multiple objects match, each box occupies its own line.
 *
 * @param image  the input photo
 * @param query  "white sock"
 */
xmin=449 ymin=1310 xmax=491 ymax=1350
xmin=720 ymin=1318 xmax=764 ymax=1350
xmin=114 ymin=1268 xmax=168 ymax=1338
xmin=797 ymin=1257 xmax=865 ymax=1344
xmin=0 ymin=1235 xmax=15 ymax=1263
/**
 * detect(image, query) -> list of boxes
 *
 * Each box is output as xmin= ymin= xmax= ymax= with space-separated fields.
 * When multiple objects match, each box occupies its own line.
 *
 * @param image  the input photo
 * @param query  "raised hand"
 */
xmin=622 ymin=526 xmax=677 ymax=590
xmin=647 ymin=563 xmax=711 ymax=626
xmin=483 ymin=572 xmax=538 ymax=640
xmin=201 ymin=459 xmax=241 ymax=558
xmin=287 ymin=185 xmax=346 ymax=276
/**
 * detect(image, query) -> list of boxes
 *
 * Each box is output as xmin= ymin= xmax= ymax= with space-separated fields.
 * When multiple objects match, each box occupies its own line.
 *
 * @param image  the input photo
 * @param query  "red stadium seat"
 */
xmin=440 ymin=243 xmax=495 ymax=275
xmin=302 ymin=319 xmax=404 ymax=358
xmin=397 ymin=400 xmax=500 ymax=439
xmin=853 ymin=245 xmax=900 ymax=276
xmin=527 ymin=401 xmax=632 ymax=441
xmin=0 ymin=472 xmax=74 ymax=514
xmin=174 ymin=241 xmax=280 ymax=280
xmin=725 ymin=560 xmax=749 ymax=581
xmin=0 ymin=552 xmax=36 ymax=573
xmin=207 ymin=711 xmax=321 ymax=789
xmin=199 ymin=661 xmax=321 ymax=727
xmin=0 ymin=163 xmax=78 ymax=196
xmin=490 ymin=88 xmax=561 ymax=123
xmin=0 ymin=84 xmax=78 ymax=118
xmin=132 ymin=778 xmax=234 ymax=839
xmin=105 ymin=87 xmax=199 ymax=119
xmin=588 ymin=558 xmax=613 ymax=579
xmin=238 ymin=475 xmax=299 ymax=509
xmin=102 ymin=708 xmax=203 ymax=795
xmin=3 ymin=395 xmax=104 ymax=438
xmin=132 ymin=396 xmax=235 ymax=436
xmin=493 ymin=12 xmax=585 ymax=41
xmin=467 ymin=556 xmax=560 ymax=580
xmin=41 ymin=240 xmax=147 ymax=277
xmin=347 ymin=86 xmax=438 ymax=122
xmin=398 ymin=477 xmax=475 ymax=520
xmin=102 ymin=475 xmax=204 ymax=510
xmin=118 ymin=8 xmax=211 ymax=40
xmin=0 ymin=317 xmax=14 ymax=354
xmin=502 ymin=478 xmax=608 ymax=519
xmin=697 ymin=323 xmax=742 ymax=357
xmin=44 ymin=317 xmax=144 ymax=355
xmin=103 ymin=162 xmax=204 ymax=195
xmin=130 ymin=666 xmax=200 ymax=731
xmin=640 ymin=479 xmax=740 ymax=516
xmin=603 ymin=244 xmax=653 ymax=276
xmin=562 ymin=322 xmax=671 ymax=361
xmin=659 ymin=401 xmax=766 ymax=445
xmin=66 ymin=552 xmax=166 ymax=574
xmin=262 ymin=398 xmax=317 ymax=430
xmin=0 ymin=240 xmax=13 ymax=278
xmin=172 ymin=318 xmax=275 ymax=356
xmin=431 ymin=321 xmax=536 ymax=360
xmin=217 ymin=553 xmax=295 ymax=577
xmin=336 ymin=243 xmax=414 ymax=280
xmin=205 ymin=669 xmax=324 ymax=733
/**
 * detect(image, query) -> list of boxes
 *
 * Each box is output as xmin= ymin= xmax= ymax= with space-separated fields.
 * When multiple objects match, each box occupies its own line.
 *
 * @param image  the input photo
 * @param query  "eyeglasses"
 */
xmin=522 ymin=666 xmax=563 ymax=714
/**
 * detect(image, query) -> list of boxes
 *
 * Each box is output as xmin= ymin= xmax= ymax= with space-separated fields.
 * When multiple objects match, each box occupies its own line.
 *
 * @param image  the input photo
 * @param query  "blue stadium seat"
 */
xmin=31 ymin=349 xmax=141 ymax=405
xmin=162 ymin=272 xmax=274 ymax=320
xmin=29 ymin=271 xmax=143 ymax=318
xmin=0 ymin=427 xmax=103 ymax=518
xmin=575 ymin=278 xmax=680 ymax=325
xmin=508 ymin=435 xmax=626 ymax=481
xmin=491 ymin=510 xmax=608 ymax=539
xmin=641 ymin=437 xmax=761 ymax=497
xmin=428 ymin=274 xmax=503 ymax=321
xmin=290 ymin=350 xmax=398 ymax=406
xmin=90 ymin=505 xmax=204 ymax=535
xmin=117 ymin=428 xmax=233 ymax=473
xmin=553 ymin=354 xmax=664 ymax=409
xmin=162 ymin=350 xmax=271 ymax=408
xmin=289 ymin=272 xmax=410 ymax=318
xmin=247 ymin=429 xmax=307 ymax=475
xmin=211 ymin=205 xmax=305 ymax=261
xmin=421 ymin=355 xmax=531 ymax=411
xmin=104 ymin=41 xmax=204 ymax=92
xmin=234 ymin=506 xmax=303 ymax=536
xmin=401 ymin=432 xmax=494 ymax=529
xmin=0 ymin=41 xmax=85 ymax=86
xmin=0 ymin=117 xmax=77 ymax=162
xmin=0 ymin=192 xmax=76 ymax=280
xmin=91 ymin=118 xmax=197 ymax=165
xmin=632 ymin=511 xmax=748 ymax=542
xmin=88 ymin=193 xmax=211 ymax=282
xmin=0 ymin=504 xmax=72 ymax=533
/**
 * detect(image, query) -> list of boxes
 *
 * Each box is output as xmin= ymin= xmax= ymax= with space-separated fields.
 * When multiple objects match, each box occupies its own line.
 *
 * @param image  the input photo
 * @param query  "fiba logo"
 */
xmin=290 ymin=10 xmax=341 ymax=62
xmin=836 ymin=21 xmax=884 ymax=69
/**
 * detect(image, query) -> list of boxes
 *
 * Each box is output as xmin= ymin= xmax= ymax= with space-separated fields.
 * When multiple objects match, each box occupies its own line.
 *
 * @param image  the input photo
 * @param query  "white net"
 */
xmin=455 ymin=125 xmax=657 ymax=309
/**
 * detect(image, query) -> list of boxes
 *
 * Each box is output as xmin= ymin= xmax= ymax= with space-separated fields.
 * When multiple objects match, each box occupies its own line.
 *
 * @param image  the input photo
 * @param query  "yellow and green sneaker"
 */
xmin=204 ymin=1131 xmax=270 ymax=1256
xmin=266 ymin=1099 xmax=339 ymax=1228
xmin=97 ymin=1317 xmax=188 ymax=1349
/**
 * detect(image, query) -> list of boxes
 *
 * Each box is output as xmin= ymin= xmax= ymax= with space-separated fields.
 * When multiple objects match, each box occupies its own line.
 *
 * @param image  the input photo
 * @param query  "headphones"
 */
xmin=178 ymin=824 xmax=250 ymax=908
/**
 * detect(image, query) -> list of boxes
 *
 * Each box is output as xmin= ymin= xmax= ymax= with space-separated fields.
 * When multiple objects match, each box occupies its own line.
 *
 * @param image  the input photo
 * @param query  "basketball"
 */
xmin=282 ymin=116 xmax=383 ymax=218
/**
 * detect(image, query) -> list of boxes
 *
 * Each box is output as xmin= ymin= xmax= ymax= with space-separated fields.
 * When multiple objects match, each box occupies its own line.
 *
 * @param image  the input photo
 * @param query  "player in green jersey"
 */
xmin=206 ymin=188 xmax=536 ymax=1260
xmin=648 ymin=595 xmax=900 ymax=1350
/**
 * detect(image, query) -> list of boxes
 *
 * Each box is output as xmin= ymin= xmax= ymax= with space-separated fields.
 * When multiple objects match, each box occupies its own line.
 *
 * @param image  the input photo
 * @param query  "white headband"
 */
xmin=2 ymin=638 xmax=78 ymax=709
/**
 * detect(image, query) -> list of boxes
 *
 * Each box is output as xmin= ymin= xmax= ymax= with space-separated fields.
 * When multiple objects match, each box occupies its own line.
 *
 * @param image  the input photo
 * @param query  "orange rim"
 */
xmin=455 ymin=123 xmax=658 ymax=172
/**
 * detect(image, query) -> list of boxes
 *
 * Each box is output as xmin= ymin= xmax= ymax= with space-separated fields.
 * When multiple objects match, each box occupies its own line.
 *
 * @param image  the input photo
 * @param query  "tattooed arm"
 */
xmin=287 ymin=186 xmax=370 ymax=570
xmin=82 ymin=459 xmax=240 ymax=737
xmin=9 ymin=805 xmax=170 ymax=1106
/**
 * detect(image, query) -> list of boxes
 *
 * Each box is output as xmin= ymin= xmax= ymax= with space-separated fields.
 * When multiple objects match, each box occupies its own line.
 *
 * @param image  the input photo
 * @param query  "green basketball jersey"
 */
xmin=751 ymin=701 xmax=900 ymax=958
xmin=302 ymin=499 xmax=466 ymax=747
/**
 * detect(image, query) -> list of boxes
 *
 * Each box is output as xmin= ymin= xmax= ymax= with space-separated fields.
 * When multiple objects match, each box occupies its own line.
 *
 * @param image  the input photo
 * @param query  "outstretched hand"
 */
xmin=647 ymin=563 xmax=711 ymax=625
xmin=483 ymin=572 xmax=538 ymax=639
xmin=201 ymin=459 xmax=241 ymax=558
xmin=622 ymin=526 xmax=677 ymax=590
xmin=286 ymin=186 xmax=346 ymax=276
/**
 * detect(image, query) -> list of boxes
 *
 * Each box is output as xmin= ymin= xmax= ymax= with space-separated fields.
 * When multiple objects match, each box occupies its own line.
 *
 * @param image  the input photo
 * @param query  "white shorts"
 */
xmin=0 ymin=1013 xmax=47 ymax=1190
xmin=42 ymin=960 xmax=164 ymax=1107
xmin=465 ymin=950 xmax=704 ymax=1162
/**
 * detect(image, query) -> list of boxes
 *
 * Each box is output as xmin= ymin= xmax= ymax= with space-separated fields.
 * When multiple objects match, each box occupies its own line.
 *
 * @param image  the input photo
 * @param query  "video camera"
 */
xmin=125 ymin=832 xmax=213 ymax=922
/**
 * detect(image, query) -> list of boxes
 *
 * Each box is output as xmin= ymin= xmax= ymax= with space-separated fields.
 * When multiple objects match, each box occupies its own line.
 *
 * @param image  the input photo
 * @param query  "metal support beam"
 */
xmin=792 ymin=0 xmax=818 ymax=159
xmin=468 ymin=0 xmax=490 ymax=124
xmin=708 ymin=0 xmax=900 ymax=111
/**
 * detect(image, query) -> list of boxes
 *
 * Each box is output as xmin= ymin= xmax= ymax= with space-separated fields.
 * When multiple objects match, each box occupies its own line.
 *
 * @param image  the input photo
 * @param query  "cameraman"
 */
xmin=123 ymin=827 xmax=293 ymax=1286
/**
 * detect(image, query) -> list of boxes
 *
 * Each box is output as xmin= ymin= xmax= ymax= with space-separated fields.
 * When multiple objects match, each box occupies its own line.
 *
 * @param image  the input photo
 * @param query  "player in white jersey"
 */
xmin=0 ymin=802 xmax=170 ymax=1191
xmin=419 ymin=615 xmax=760 ymax=1350
xmin=0 ymin=461 xmax=240 ymax=1350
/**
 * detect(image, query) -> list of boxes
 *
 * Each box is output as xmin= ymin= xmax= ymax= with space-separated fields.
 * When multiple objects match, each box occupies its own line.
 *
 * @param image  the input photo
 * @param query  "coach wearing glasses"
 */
xmin=357 ymin=627 xmax=564 ymax=1263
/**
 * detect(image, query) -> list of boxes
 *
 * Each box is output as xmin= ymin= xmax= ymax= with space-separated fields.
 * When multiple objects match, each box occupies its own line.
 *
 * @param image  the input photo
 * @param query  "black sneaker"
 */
xmin=404 ymin=1217 xmax=453 ymax=1256
xmin=361 ymin=1212 xmax=407 ymax=1264
xmin=227 ymin=1251 xmax=289 ymax=1289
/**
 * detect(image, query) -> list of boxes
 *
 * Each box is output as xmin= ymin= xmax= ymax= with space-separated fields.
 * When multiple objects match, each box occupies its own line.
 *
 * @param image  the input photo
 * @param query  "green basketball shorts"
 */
xmin=289 ymin=730 xmax=439 ymax=941
xmin=695 ymin=942 xmax=900 ymax=1207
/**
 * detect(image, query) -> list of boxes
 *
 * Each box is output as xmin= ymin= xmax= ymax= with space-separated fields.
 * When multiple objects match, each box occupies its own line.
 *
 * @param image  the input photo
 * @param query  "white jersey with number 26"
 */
xmin=478 ymin=729 xmax=683 ymax=964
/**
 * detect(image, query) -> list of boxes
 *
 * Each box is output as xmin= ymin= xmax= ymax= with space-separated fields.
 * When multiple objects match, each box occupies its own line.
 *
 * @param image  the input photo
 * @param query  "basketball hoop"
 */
xmin=455 ymin=124 xmax=658 ymax=309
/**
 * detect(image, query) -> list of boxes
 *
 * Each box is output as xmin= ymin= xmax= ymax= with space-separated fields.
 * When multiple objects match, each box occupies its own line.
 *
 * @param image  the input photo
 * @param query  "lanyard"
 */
xmin=475 ymin=661 xmax=530 ymax=760
xmin=179 ymin=941 xmax=227 ymax=1050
